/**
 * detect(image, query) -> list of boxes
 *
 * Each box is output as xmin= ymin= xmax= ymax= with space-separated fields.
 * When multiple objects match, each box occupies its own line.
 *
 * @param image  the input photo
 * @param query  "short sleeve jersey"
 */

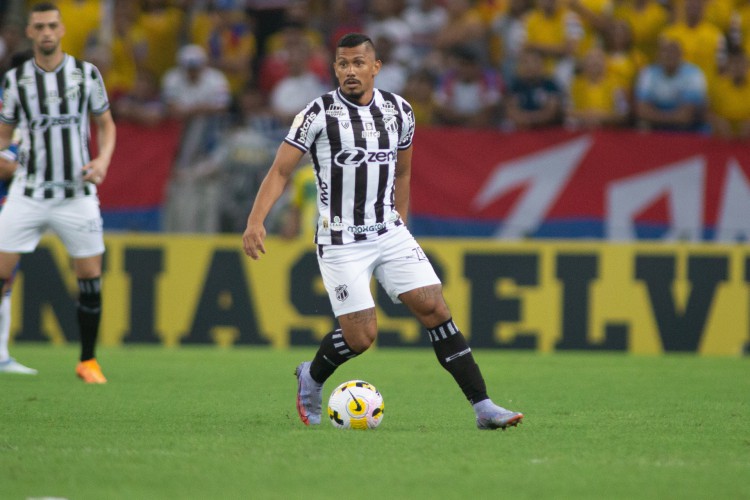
xmin=284 ymin=88 xmax=415 ymax=245
xmin=635 ymin=62 xmax=707 ymax=110
xmin=0 ymin=55 xmax=110 ymax=199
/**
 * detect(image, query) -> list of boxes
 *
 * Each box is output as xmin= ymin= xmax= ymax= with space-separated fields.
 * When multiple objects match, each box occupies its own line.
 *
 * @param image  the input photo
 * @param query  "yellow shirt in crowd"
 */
xmin=661 ymin=20 xmax=727 ymax=84
xmin=613 ymin=0 xmax=669 ymax=60
xmin=569 ymin=73 xmax=624 ymax=113
xmin=709 ymin=72 xmax=750 ymax=130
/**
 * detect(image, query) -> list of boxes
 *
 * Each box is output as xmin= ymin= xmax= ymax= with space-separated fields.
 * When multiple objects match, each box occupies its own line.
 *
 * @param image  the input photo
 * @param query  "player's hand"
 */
xmin=243 ymin=223 xmax=267 ymax=260
xmin=82 ymin=157 xmax=108 ymax=185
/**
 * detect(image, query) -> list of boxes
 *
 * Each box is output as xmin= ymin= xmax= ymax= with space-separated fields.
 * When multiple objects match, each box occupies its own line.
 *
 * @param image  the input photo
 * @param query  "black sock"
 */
xmin=309 ymin=329 xmax=359 ymax=384
xmin=77 ymin=278 xmax=101 ymax=362
xmin=428 ymin=318 xmax=488 ymax=405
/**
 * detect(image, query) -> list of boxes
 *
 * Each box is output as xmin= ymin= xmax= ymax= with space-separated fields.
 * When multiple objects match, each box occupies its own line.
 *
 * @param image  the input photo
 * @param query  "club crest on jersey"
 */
xmin=380 ymin=101 xmax=397 ymax=115
xmin=65 ymin=85 xmax=81 ymax=101
xmin=384 ymin=115 xmax=398 ymax=134
xmin=335 ymin=285 xmax=349 ymax=302
xmin=362 ymin=122 xmax=380 ymax=139
xmin=326 ymin=103 xmax=346 ymax=117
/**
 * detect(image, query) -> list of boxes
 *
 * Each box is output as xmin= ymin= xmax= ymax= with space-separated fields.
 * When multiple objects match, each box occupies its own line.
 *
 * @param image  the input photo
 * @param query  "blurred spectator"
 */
xmin=187 ymin=0 xmax=213 ymax=46
xmin=162 ymin=44 xmax=232 ymax=232
xmin=279 ymin=161 xmax=317 ymax=240
xmin=373 ymin=34 xmax=408 ymax=94
xmin=112 ymin=69 xmax=166 ymax=127
xmin=325 ymin=0 xmax=368 ymax=51
xmin=56 ymin=0 xmax=103 ymax=59
xmin=169 ymin=84 xmax=278 ymax=233
xmin=365 ymin=0 xmax=413 ymax=66
xmin=707 ymin=50 xmax=750 ymax=139
xmin=0 ymin=24 xmax=26 ymax=74
xmin=660 ymin=0 xmax=727 ymax=85
xmin=236 ymin=84 xmax=287 ymax=140
xmin=434 ymin=0 xmax=488 ymax=61
xmin=402 ymin=68 xmax=438 ymax=126
xmin=568 ymin=0 xmax=614 ymax=59
xmin=137 ymin=0 xmax=187 ymax=80
xmin=264 ymin=0 xmax=326 ymax=55
xmin=522 ymin=0 xmax=583 ymax=89
xmin=634 ymin=38 xmax=708 ymax=132
xmin=612 ymin=0 xmax=668 ymax=61
xmin=197 ymin=0 xmax=256 ymax=100
xmin=258 ymin=21 xmax=331 ymax=95
xmin=604 ymin=19 xmax=646 ymax=94
xmin=475 ymin=0 xmax=508 ymax=25
xmin=401 ymin=0 xmax=448 ymax=67
xmin=504 ymin=47 xmax=564 ymax=129
xmin=163 ymin=44 xmax=231 ymax=165
xmin=434 ymin=44 xmax=503 ymax=128
xmin=731 ymin=0 xmax=750 ymax=56
xmin=269 ymin=40 xmax=328 ymax=125
xmin=106 ymin=1 xmax=148 ymax=99
xmin=490 ymin=0 xmax=531 ymax=83
xmin=672 ymin=0 xmax=735 ymax=33
xmin=566 ymin=47 xmax=629 ymax=129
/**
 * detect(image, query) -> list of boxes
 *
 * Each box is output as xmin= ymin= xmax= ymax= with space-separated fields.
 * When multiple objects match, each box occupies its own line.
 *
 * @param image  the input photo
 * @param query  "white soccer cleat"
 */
xmin=295 ymin=361 xmax=322 ymax=425
xmin=0 ymin=357 xmax=38 ymax=375
xmin=474 ymin=400 xmax=523 ymax=430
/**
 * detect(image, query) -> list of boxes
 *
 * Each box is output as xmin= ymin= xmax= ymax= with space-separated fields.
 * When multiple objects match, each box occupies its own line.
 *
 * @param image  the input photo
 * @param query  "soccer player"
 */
xmin=0 ymin=2 xmax=116 ymax=383
xmin=0 ymin=132 xmax=36 ymax=375
xmin=243 ymin=33 xmax=523 ymax=430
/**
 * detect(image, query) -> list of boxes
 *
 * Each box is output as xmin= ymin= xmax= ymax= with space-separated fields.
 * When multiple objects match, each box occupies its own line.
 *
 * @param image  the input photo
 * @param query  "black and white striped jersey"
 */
xmin=0 ymin=54 xmax=110 ymax=199
xmin=285 ymin=88 xmax=415 ymax=245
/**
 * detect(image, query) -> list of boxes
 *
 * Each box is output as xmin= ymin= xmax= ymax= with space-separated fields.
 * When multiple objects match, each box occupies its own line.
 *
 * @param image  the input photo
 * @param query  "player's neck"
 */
xmin=339 ymin=88 xmax=374 ymax=107
xmin=34 ymin=51 xmax=64 ymax=72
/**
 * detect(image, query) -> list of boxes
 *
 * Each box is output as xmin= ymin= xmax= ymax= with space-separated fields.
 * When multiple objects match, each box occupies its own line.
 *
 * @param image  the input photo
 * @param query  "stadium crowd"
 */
xmin=2 ymin=0 xmax=750 ymax=232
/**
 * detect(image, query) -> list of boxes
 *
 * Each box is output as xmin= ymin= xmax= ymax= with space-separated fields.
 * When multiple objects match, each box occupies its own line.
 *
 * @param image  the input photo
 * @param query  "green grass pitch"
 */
xmin=1 ymin=344 xmax=748 ymax=499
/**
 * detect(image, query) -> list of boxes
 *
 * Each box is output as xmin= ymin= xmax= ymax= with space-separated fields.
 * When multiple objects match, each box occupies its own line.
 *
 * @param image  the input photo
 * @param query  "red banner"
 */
xmin=97 ymin=119 xmax=182 ymax=209
xmin=99 ymin=123 xmax=750 ymax=240
xmin=411 ymin=128 xmax=750 ymax=241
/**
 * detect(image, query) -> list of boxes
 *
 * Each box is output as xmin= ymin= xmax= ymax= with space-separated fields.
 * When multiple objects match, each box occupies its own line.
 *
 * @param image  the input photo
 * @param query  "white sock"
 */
xmin=0 ymin=294 xmax=11 ymax=362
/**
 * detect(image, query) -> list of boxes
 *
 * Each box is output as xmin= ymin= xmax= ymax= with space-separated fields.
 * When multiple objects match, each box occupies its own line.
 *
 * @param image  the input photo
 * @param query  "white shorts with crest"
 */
xmin=0 ymin=194 xmax=105 ymax=258
xmin=316 ymin=225 xmax=441 ymax=317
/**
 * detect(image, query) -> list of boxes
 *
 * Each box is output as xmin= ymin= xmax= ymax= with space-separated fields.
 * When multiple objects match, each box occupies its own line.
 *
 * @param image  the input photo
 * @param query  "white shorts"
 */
xmin=0 ymin=194 xmax=104 ymax=258
xmin=317 ymin=225 xmax=441 ymax=317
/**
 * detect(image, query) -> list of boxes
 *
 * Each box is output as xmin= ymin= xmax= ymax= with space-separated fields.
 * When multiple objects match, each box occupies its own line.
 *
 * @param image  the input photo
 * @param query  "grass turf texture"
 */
xmin=1 ymin=345 xmax=748 ymax=500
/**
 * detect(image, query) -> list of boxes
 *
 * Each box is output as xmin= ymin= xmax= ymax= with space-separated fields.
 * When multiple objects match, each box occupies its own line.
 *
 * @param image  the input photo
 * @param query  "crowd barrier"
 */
xmin=11 ymin=234 xmax=749 ymax=356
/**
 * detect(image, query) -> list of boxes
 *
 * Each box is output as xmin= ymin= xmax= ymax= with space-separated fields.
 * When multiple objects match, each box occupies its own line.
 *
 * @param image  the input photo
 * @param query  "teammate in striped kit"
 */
xmin=243 ymin=33 xmax=523 ymax=430
xmin=0 ymin=130 xmax=37 ymax=375
xmin=0 ymin=3 xmax=116 ymax=383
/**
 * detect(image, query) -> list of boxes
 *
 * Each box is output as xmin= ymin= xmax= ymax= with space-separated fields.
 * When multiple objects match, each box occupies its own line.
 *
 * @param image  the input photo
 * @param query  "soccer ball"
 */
xmin=327 ymin=380 xmax=384 ymax=430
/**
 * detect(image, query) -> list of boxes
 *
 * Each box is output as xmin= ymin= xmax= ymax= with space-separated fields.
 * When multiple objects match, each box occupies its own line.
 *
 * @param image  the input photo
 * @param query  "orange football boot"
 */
xmin=76 ymin=359 xmax=107 ymax=384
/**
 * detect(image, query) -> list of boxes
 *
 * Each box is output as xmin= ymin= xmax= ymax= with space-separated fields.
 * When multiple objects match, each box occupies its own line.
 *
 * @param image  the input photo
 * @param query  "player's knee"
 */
xmin=339 ymin=308 xmax=378 ymax=352
xmin=350 ymin=331 xmax=376 ymax=352
xmin=403 ymin=284 xmax=450 ymax=321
